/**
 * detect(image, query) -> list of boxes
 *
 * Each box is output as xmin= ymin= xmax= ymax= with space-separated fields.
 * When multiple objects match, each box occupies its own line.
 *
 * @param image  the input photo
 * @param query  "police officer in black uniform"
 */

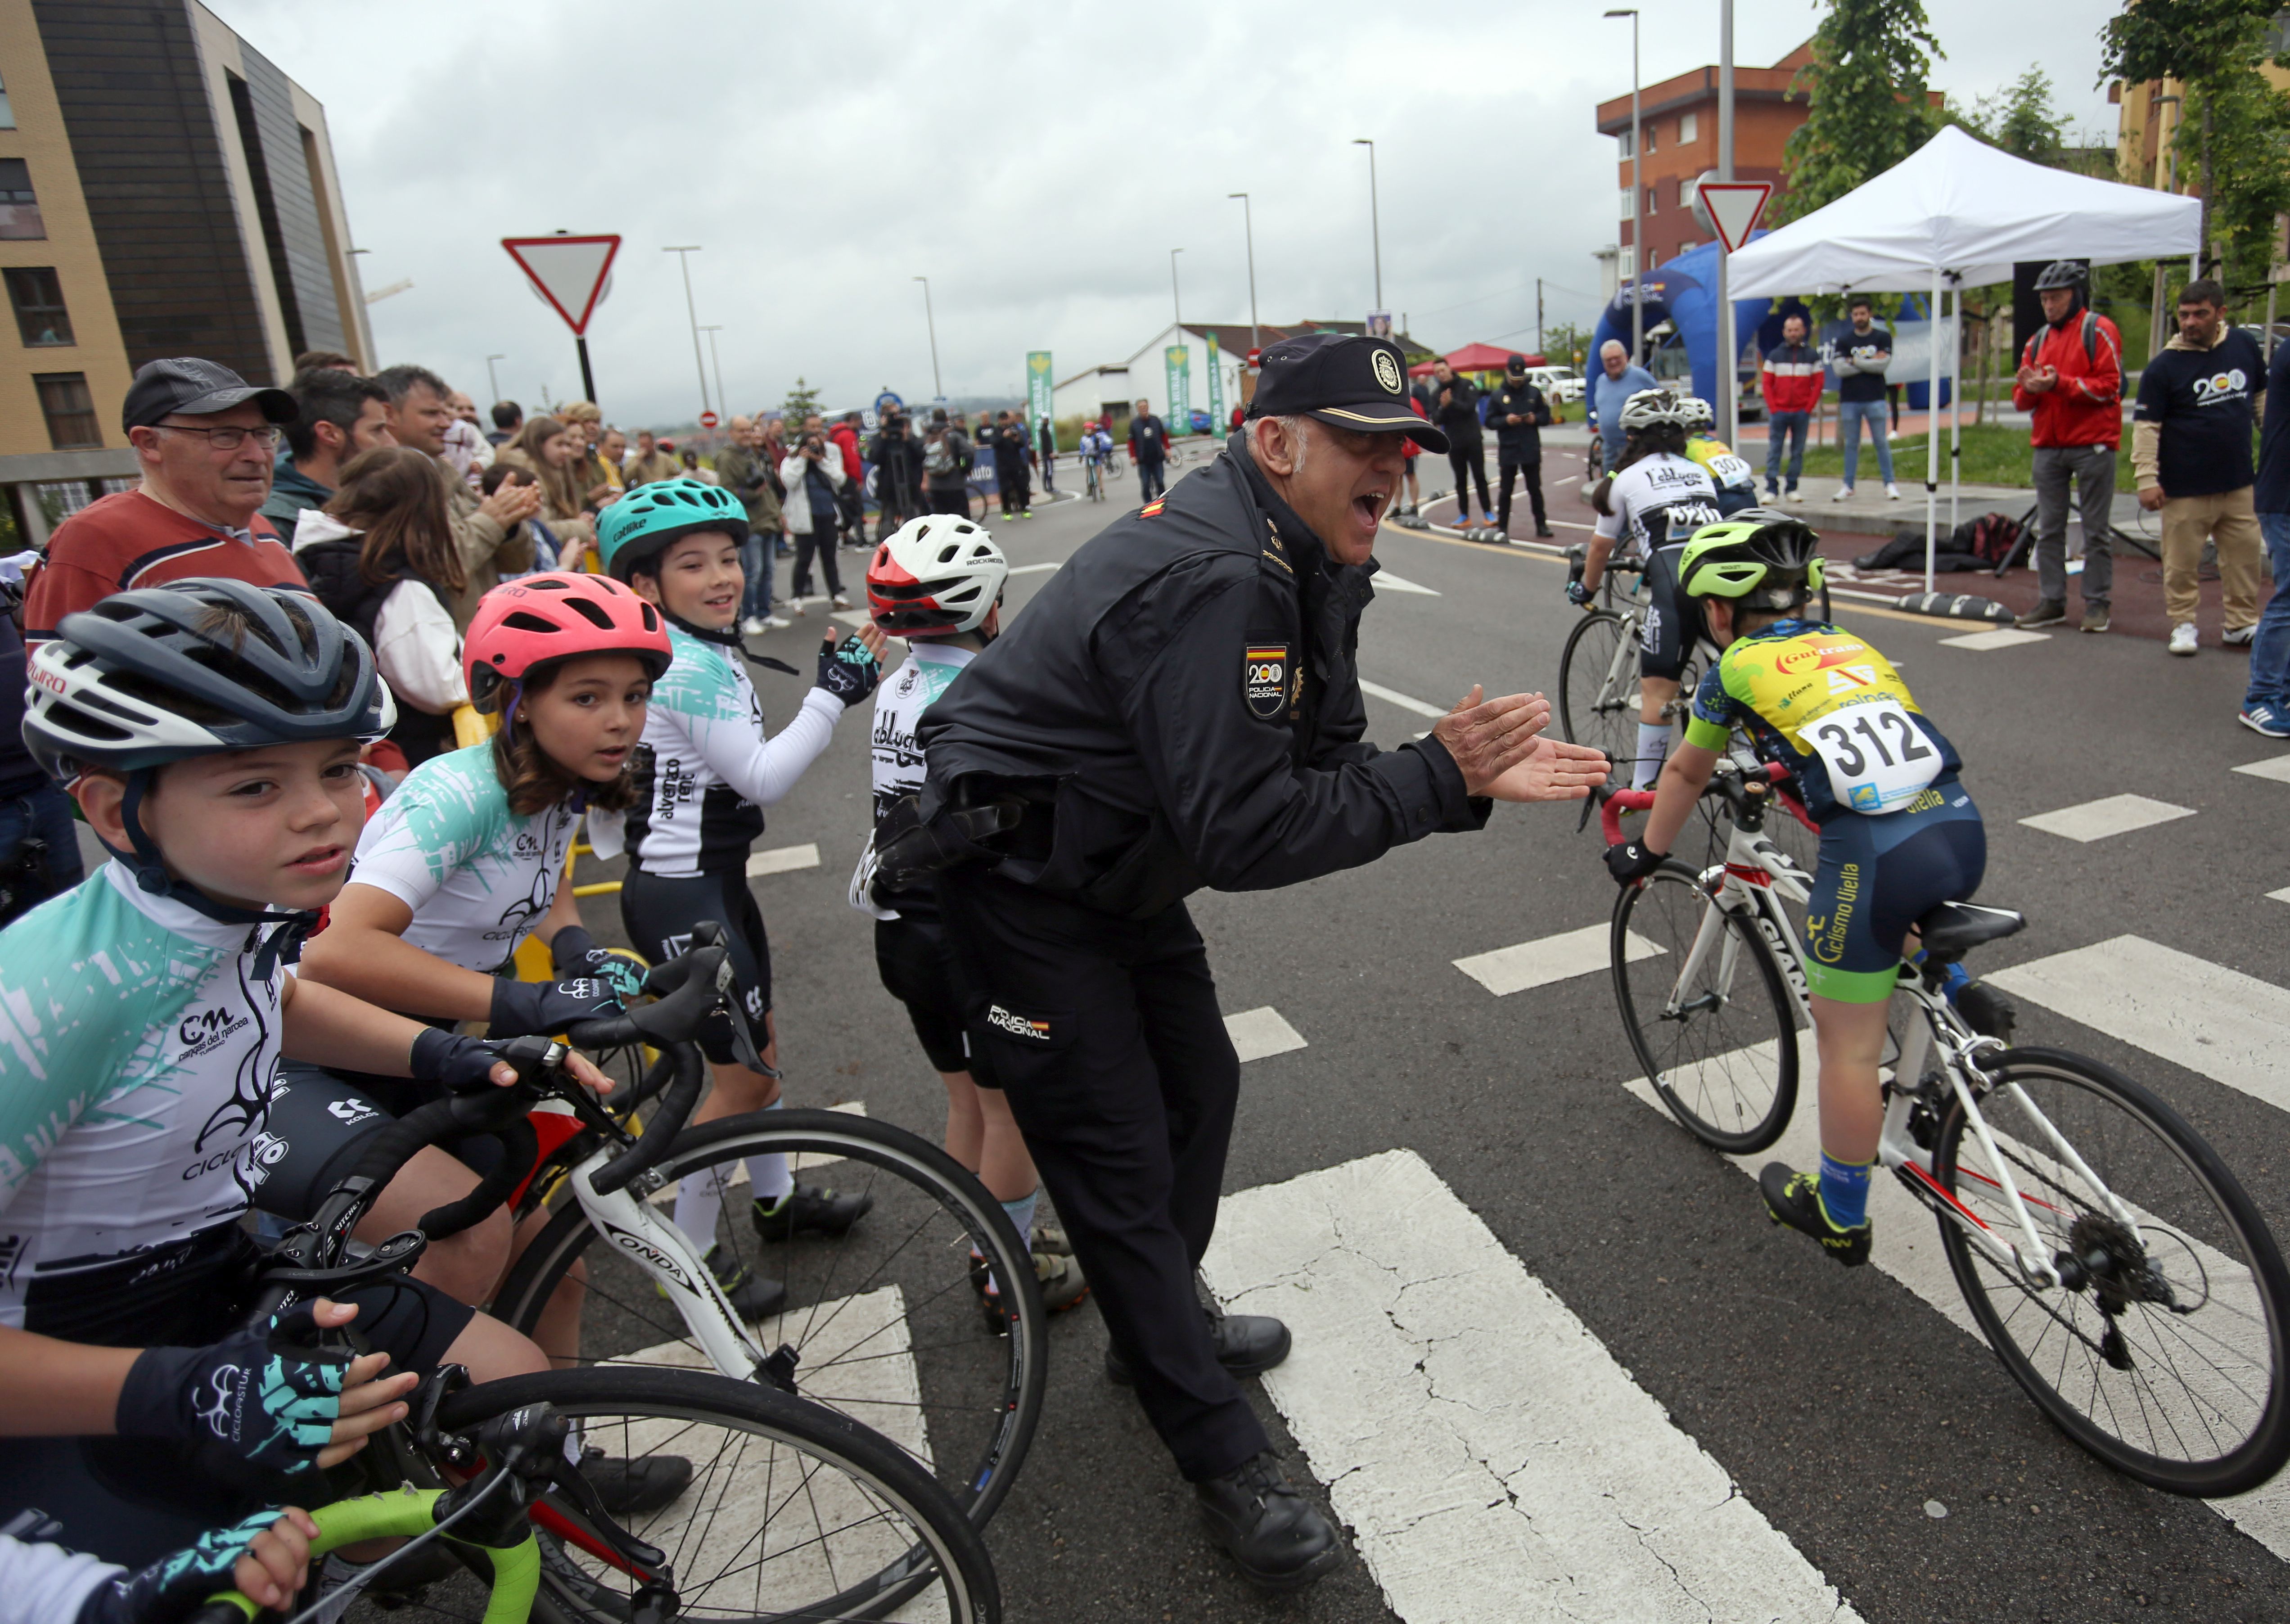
xmin=903 ymin=332 xmax=1609 ymax=1592
xmin=1486 ymin=353 xmax=1556 ymax=538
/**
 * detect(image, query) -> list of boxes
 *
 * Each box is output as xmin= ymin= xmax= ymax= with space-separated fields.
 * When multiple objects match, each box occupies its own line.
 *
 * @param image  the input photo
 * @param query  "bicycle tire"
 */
xmin=495 ymin=1109 xmax=1046 ymax=1532
xmin=1612 ymin=861 xmax=1800 ymax=1153
xmin=432 ymin=1363 xmax=999 ymax=1623
xmin=1932 ymin=1047 xmax=2290 ymax=1496
xmin=1559 ymin=609 xmax=1636 ymax=784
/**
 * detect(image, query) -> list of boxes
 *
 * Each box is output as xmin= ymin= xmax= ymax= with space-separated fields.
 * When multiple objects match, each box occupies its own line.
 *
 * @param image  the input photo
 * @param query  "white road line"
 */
xmin=1201 ymin=1149 xmax=1865 ymax=1624
xmin=746 ymin=843 xmax=821 ymax=878
xmin=829 ymin=609 xmax=869 ymax=627
xmin=1986 ymin=935 xmax=2290 ymax=1116
xmin=2271 ymin=887 xmax=2290 ymax=905
xmin=1224 ymin=1006 xmax=1307 ymax=1062
xmin=1938 ymin=628 xmax=2051 ymax=651
xmin=1616 ymin=1067 xmax=2290 ymax=1560
xmin=2019 ymin=793 xmax=2197 ymax=843
xmin=1005 ymin=561 xmax=1060 ymax=575
xmin=2232 ymin=756 xmax=2290 ymax=785
xmin=1372 ymin=570 xmax=1440 ymax=595
xmin=1357 ymin=679 xmax=1447 ymax=718
xmin=1454 ymin=922 xmax=1661 ymax=997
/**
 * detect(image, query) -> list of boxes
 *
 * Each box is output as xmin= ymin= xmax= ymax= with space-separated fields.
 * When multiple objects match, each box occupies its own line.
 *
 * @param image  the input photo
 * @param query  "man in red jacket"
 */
xmin=1758 ymin=314 xmax=1822 ymax=501
xmin=831 ymin=411 xmax=866 ymax=546
xmin=2014 ymin=261 xmax=2124 ymax=633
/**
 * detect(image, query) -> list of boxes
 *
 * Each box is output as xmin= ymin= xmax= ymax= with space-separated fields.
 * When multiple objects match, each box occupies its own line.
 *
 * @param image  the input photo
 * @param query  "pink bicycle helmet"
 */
xmin=464 ymin=571 xmax=672 ymax=712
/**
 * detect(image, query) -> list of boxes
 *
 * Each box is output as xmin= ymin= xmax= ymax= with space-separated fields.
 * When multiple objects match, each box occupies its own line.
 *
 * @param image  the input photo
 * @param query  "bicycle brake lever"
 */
xmin=545 ymin=1452 xmax=672 ymax=1577
xmin=411 ymin=1363 xmax=474 ymax=1458
xmin=257 ymin=1229 xmax=428 ymax=1299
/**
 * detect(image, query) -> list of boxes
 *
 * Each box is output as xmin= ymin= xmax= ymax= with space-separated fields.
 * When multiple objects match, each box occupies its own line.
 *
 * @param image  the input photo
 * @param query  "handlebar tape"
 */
xmin=588 ymin=1042 xmax=705 ymax=1196
xmin=418 ymin=1116 xmax=538 ymax=1241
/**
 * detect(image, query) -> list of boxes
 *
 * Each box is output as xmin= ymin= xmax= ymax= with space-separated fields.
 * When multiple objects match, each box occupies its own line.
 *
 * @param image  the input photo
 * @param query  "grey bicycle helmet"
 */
xmin=2031 ymin=260 xmax=2089 ymax=294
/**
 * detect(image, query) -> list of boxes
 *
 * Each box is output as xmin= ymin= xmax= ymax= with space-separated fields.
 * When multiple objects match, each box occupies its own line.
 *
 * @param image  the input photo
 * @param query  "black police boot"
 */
xmin=1105 ymin=1306 xmax=1291 ymax=1386
xmin=752 ymin=1182 xmax=873 ymax=1242
xmin=1759 ymin=1163 xmax=1871 ymax=1268
xmin=579 ymin=1448 xmax=694 ymax=1516
xmin=1194 ymin=1452 xmax=1348 ymax=1592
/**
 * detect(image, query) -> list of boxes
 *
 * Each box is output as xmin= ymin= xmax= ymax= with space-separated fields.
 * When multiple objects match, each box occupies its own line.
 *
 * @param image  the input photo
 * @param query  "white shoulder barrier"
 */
xmin=1894 ymin=591 xmax=2016 ymax=623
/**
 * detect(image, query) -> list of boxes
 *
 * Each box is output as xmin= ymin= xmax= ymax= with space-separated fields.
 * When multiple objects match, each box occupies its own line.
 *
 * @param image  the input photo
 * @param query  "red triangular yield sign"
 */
xmin=502 ymin=234 xmax=622 ymax=336
xmin=1698 ymin=183 xmax=1771 ymax=254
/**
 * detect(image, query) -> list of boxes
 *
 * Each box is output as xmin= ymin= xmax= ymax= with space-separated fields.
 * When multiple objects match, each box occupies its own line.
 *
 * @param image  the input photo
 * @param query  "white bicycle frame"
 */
xmin=1669 ymin=768 xmax=2142 ymax=1294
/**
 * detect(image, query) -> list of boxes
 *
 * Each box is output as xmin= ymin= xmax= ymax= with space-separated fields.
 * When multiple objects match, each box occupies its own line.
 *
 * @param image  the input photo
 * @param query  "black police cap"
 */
xmin=1246 ymin=332 xmax=1447 ymax=453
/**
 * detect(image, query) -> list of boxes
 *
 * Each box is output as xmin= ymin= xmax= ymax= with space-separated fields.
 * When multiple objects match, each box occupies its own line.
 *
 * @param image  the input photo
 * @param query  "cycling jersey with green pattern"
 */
xmin=1684 ymin=618 xmax=1962 ymax=822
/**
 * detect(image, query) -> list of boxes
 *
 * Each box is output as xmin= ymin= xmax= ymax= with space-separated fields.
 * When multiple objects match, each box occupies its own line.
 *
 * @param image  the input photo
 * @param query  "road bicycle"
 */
xmin=1083 ymin=451 xmax=1111 ymax=502
xmin=201 ymin=937 xmax=1000 ymax=1620
xmin=1557 ymin=550 xmax=1693 ymax=791
xmin=437 ymin=923 xmax=1050 ymax=1539
xmin=1597 ymin=763 xmax=2290 ymax=1496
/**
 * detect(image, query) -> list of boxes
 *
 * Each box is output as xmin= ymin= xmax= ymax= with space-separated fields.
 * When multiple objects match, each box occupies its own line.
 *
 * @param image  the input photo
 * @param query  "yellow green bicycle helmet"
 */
xmin=1679 ymin=510 xmax=1826 ymax=608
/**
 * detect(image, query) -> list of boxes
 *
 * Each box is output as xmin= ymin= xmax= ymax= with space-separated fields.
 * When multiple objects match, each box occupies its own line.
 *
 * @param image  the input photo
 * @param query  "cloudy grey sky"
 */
xmin=211 ymin=0 xmax=2127 ymax=428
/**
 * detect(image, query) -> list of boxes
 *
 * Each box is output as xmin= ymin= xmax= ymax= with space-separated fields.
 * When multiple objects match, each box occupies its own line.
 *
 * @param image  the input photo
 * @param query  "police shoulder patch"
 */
xmin=1141 ymin=499 xmax=1167 ymax=517
xmin=1244 ymin=642 xmax=1289 ymax=720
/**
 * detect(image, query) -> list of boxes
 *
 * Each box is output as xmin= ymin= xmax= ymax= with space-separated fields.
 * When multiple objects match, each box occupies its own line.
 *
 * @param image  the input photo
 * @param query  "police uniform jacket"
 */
xmin=917 ymin=433 xmax=1489 ymax=920
xmin=1483 ymin=381 xmax=1552 ymax=460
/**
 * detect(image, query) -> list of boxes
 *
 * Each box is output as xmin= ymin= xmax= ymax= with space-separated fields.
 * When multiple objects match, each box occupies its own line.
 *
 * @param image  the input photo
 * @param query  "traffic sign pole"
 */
xmin=502 ymin=234 xmax=622 ymax=410
xmin=1690 ymin=180 xmax=1772 ymax=452
xmin=576 ymin=336 xmax=596 ymax=407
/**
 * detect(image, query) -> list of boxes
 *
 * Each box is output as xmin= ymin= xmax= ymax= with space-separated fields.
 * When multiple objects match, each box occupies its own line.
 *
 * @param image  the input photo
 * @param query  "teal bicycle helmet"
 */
xmin=598 ymin=476 xmax=750 ymax=581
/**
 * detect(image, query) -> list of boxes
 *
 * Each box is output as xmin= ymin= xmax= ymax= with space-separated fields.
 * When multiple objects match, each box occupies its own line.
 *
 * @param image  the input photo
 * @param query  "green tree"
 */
xmin=1775 ymin=0 xmax=1946 ymax=223
xmin=2100 ymin=0 xmax=2290 ymax=293
xmin=1957 ymin=66 xmax=2067 ymax=163
xmin=780 ymin=377 xmax=823 ymax=423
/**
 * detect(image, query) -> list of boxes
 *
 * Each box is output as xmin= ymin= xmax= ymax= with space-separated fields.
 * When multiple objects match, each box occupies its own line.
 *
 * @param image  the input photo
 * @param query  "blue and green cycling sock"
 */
xmin=1817 ymin=1151 xmax=1873 ymax=1231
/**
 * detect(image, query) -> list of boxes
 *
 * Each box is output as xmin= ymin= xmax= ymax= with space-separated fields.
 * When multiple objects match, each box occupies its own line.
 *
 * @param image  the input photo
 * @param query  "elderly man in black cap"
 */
xmin=900 ymin=332 xmax=1608 ymax=1592
xmin=23 ymin=357 xmax=303 ymax=649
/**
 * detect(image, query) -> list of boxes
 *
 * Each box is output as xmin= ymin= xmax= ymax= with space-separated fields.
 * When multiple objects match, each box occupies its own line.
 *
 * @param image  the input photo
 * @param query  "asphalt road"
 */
xmin=566 ymin=449 xmax=2290 ymax=1623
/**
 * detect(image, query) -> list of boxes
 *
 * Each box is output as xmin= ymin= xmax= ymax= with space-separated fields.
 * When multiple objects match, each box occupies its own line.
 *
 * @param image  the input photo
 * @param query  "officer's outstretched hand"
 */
xmin=1433 ymin=687 xmax=1609 ymax=803
xmin=1482 ymin=734 xmax=1611 ymax=802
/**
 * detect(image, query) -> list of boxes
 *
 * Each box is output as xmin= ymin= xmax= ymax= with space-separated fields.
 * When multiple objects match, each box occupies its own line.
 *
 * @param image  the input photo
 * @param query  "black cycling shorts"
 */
xmin=875 ymin=913 xmax=985 ymax=1078
xmin=256 ymin=1060 xmax=507 ymax=1225
xmin=0 ymin=1222 xmax=474 ymax=1569
xmin=1803 ymin=780 xmax=1987 ymax=1004
xmin=619 ymin=865 xmax=772 ymax=1066
xmin=1638 ymin=542 xmax=1705 ymax=683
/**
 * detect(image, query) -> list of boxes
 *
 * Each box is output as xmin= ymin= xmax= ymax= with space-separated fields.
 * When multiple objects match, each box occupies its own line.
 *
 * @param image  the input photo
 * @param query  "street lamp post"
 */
xmin=1604 ymin=9 xmax=1642 ymax=365
xmin=484 ymin=354 xmax=505 ymax=405
xmin=698 ymin=325 xmax=726 ymax=427
xmin=913 ymin=276 xmax=942 ymax=400
xmin=1352 ymin=139 xmax=1382 ymax=311
xmin=1170 ymin=247 xmax=1185 ymax=331
xmin=1227 ymin=193 xmax=1259 ymax=352
xmin=663 ymin=245 xmax=710 ymax=420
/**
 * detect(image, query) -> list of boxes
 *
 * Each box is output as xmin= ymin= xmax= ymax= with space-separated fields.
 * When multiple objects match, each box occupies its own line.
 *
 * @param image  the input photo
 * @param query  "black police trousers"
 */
xmin=937 ymin=866 xmax=1265 ymax=1482
xmin=1498 ymin=455 xmax=1546 ymax=533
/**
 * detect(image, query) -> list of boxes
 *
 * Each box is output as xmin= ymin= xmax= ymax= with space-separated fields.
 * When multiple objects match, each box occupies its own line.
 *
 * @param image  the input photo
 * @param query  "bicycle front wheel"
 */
xmin=1613 ymin=862 xmax=1800 ymax=1153
xmin=1559 ymin=609 xmax=1636 ymax=784
xmin=432 ymin=1364 xmax=999 ymax=1624
xmin=496 ymin=1110 xmax=1046 ymax=1531
xmin=1934 ymin=1047 xmax=2290 ymax=1496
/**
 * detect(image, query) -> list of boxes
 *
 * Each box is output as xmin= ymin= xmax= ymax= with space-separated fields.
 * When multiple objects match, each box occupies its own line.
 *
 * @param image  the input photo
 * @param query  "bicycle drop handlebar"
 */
xmin=1597 ymin=761 xmax=1803 ymax=846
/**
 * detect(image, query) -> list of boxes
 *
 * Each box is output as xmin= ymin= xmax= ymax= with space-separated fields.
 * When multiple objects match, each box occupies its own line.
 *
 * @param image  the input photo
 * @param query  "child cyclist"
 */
xmin=1678 ymin=395 xmax=1761 ymax=516
xmin=1603 ymin=514 xmax=2000 ymax=1266
xmin=0 ymin=579 xmax=636 ymax=1567
xmin=284 ymin=570 xmax=679 ymax=1348
xmin=853 ymin=516 xmax=1086 ymax=1326
xmin=596 ymin=478 xmax=884 ymax=1301
xmin=1570 ymin=388 xmax=1725 ymax=789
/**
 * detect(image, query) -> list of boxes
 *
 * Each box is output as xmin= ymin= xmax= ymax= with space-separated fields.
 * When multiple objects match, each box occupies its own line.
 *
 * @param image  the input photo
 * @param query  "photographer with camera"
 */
xmin=923 ymin=408 xmax=973 ymax=516
xmin=780 ymin=413 xmax=851 ymax=611
xmin=867 ymin=409 xmax=927 ymax=539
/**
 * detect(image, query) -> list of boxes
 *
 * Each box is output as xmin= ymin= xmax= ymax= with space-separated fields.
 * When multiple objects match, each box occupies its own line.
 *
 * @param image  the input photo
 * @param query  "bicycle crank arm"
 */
xmin=570 ymin=1150 xmax=771 ymax=1379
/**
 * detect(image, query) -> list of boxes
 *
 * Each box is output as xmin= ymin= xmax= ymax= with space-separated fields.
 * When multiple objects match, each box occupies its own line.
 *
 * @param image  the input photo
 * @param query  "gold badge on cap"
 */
xmin=1373 ymin=350 xmax=1403 ymax=395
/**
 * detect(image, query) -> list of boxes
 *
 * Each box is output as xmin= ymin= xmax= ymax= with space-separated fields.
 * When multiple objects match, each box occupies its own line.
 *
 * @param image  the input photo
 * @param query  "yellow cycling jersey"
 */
xmin=1684 ymin=619 xmax=1962 ymax=820
xmin=1686 ymin=434 xmax=1756 ymax=492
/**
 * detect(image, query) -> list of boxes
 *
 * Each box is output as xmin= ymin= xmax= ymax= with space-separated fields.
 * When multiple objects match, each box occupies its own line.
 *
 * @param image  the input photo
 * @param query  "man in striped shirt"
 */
xmin=1758 ymin=315 xmax=1822 ymax=503
xmin=23 ymin=357 xmax=303 ymax=649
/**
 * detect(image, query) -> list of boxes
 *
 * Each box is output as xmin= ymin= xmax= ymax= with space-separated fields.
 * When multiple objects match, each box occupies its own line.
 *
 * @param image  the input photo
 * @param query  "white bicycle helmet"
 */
xmin=866 ymin=515 xmax=1008 ymax=635
xmin=1679 ymin=395 xmax=1717 ymax=433
xmin=1618 ymin=388 xmax=1692 ymax=433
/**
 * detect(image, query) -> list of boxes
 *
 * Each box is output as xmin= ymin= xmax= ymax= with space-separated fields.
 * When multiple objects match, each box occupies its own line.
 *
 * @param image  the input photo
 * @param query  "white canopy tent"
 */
xmin=1728 ymin=126 xmax=2203 ymax=593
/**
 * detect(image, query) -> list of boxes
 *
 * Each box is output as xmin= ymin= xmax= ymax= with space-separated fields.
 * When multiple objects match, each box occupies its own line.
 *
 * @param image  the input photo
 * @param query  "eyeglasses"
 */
xmin=153 ymin=422 xmax=280 ymax=451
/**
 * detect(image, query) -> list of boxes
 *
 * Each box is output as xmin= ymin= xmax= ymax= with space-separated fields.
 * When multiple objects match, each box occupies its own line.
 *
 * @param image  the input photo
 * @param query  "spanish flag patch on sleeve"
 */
xmin=1141 ymin=499 xmax=1166 ymax=517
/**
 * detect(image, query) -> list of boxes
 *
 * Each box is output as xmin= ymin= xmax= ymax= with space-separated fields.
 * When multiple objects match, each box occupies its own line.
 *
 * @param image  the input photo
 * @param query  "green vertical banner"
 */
xmin=1204 ymin=331 xmax=1225 ymax=434
xmin=1025 ymin=350 xmax=1053 ymax=440
xmin=1165 ymin=345 xmax=1191 ymax=432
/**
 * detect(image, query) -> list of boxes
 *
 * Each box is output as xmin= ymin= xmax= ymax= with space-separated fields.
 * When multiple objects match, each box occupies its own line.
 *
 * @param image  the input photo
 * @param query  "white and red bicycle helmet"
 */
xmin=866 ymin=515 xmax=1008 ymax=636
xmin=464 ymin=571 xmax=672 ymax=712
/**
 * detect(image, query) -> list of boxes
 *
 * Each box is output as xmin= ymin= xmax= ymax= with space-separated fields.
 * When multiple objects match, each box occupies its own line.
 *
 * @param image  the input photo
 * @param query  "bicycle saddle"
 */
xmin=1916 ymin=901 xmax=2025 ymax=963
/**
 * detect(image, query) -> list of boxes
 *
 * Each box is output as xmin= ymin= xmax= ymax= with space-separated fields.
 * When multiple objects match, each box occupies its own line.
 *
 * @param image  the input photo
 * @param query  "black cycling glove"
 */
xmin=487 ymin=974 xmax=623 ymax=1039
xmin=813 ymin=631 xmax=881 ymax=710
xmin=1565 ymin=580 xmax=1595 ymax=607
xmin=73 ymin=1508 xmax=294 ymax=1624
xmin=115 ymin=1304 xmax=349 ymax=1478
xmin=1604 ymin=839 xmax=1667 ymax=885
xmin=548 ymin=925 xmax=648 ymax=1002
xmin=410 ymin=1027 xmax=525 ymax=1096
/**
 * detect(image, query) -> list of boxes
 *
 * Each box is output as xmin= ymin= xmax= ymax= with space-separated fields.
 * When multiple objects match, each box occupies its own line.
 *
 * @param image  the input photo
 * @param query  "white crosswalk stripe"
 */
xmin=1986 ymin=935 xmax=2290 ymax=1116
xmin=746 ymin=842 xmax=821 ymax=878
xmin=2019 ymin=793 xmax=2197 ymax=843
xmin=1203 ymin=1150 xmax=1866 ymax=1624
xmin=1938 ymin=628 xmax=2050 ymax=651
xmin=1224 ymin=1006 xmax=1307 ymax=1062
xmin=1358 ymin=679 xmax=1448 ymax=718
xmin=1371 ymin=570 xmax=1441 ymax=595
xmin=1454 ymin=922 xmax=1660 ymax=997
